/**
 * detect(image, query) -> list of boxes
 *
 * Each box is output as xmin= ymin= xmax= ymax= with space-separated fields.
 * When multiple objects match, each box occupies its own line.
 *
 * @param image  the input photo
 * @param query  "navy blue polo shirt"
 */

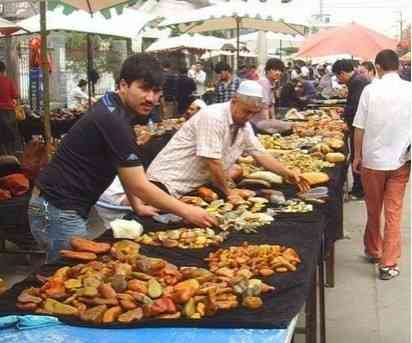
xmin=37 ymin=92 xmax=143 ymax=218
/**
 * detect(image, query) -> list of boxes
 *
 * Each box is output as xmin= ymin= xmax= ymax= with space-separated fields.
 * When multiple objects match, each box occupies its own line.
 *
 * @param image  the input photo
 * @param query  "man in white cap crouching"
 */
xmin=147 ymin=80 xmax=309 ymax=198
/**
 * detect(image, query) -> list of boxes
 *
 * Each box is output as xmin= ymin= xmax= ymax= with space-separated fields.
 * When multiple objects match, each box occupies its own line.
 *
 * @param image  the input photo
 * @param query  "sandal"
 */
xmin=378 ymin=265 xmax=400 ymax=280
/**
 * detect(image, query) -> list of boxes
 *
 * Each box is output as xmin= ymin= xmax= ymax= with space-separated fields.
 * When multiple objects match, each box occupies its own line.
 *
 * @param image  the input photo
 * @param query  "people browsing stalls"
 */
xmin=0 ymin=61 xmax=19 ymax=155
xmin=353 ymin=49 xmax=411 ymax=280
xmin=214 ymin=62 xmax=241 ymax=103
xmin=184 ymin=98 xmax=207 ymax=120
xmin=251 ymin=58 xmax=294 ymax=134
xmin=332 ymin=59 xmax=370 ymax=199
xmin=68 ymin=79 xmax=96 ymax=109
xmin=28 ymin=53 xmax=216 ymax=263
xmin=358 ymin=61 xmax=377 ymax=83
xmin=176 ymin=66 xmax=196 ymax=116
xmin=147 ymin=80 xmax=310 ymax=199
xmin=188 ymin=62 xmax=207 ymax=100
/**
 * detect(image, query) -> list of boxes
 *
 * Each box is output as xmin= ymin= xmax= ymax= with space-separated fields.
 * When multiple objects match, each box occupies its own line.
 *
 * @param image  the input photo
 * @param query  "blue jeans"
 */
xmin=28 ymin=195 xmax=88 ymax=263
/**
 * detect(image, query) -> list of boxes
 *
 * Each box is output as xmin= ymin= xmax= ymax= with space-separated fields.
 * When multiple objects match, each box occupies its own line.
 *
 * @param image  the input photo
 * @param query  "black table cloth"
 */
xmin=0 ymin=211 xmax=324 ymax=330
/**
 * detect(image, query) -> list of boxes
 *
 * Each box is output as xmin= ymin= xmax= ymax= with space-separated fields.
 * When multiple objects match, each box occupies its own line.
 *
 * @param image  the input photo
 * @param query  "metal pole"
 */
xmin=40 ymin=0 xmax=51 ymax=146
xmin=87 ymin=33 xmax=93 ymax=107
xmin=279 ymin=39 xmax=282 ymax=60
xmin=236 ymin=17 xmax=240 ymax=73
xmin=126 ymin=38 xmax=133 ymax=56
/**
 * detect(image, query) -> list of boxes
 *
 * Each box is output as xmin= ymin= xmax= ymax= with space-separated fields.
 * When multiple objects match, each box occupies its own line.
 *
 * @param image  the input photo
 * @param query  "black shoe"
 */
xmin=378 ymin=265 xmax=400 ymax=280
xmin=364 ymin=253 xmax=380 ymax=264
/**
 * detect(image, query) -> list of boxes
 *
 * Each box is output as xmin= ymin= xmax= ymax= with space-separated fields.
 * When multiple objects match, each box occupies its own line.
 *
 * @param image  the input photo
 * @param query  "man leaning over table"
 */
xmin=352 ymin=49 xmax=411 ymax=281
xmin=147 ymin=80 xmax=310 ymax=199
xmin=28 ymin=53 xmax=216 ymax=263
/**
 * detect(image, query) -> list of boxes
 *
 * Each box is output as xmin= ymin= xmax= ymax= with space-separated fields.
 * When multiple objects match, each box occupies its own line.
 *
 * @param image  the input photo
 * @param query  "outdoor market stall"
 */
xmin=0 ymin=105 xmax=348 ymax=343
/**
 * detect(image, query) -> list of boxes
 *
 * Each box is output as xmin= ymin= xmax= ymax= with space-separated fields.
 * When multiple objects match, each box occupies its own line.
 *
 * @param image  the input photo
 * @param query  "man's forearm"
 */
xmin=353 ymin=128 xmax=364 ymax=160
xmin=126 ymin=194 xmax=142 ymax=213
xmin=204 ymin=158 xmax=231 ymax=196
xmin=119 ymin=168 xmax=187 ymax=217
xmin=253 ymin=153 xmax=293 ymax=178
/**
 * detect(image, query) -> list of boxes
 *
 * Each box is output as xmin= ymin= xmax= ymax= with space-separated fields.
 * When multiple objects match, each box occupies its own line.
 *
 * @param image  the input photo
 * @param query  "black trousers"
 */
xmin=349 ymin=125 xmax=364 ymax=194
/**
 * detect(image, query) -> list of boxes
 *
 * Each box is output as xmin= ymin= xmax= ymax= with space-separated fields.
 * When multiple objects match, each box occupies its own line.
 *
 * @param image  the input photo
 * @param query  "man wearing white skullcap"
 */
xmin=184 ymin=98 xmax=207 ymax=120
xmin=147 ymin=80 xmax=310 ymax=198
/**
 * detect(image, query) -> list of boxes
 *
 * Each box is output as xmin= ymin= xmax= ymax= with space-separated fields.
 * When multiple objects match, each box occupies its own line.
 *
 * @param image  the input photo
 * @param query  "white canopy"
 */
xmin=201 ymin=50 xmax=257 ymax=60
xmin=16 ymin=7 xmax=153 ymax=39
xmin=159 ymin=0 xmax=306 ymax=36
xmin=146 ymin=33 xmax=227 ymax=53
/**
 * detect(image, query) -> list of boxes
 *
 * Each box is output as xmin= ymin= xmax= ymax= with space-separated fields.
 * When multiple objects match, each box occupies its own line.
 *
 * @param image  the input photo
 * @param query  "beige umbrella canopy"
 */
xmin=47 ymin=0 xmax=151 ymax=17
xmin=0 ymin=17 xmax=28 ymax=36
xmin=159 ymin=0 xmax=306 ymax=69
xmin=38 ymin=0 xmax=152 ymax=146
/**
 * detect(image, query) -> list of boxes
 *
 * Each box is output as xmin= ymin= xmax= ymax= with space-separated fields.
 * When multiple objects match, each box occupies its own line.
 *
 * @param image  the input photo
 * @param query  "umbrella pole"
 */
xmin=236 ymin=17 xmax=240 ymax=73
xmin=40 ymin=0 xmax=52 ymax=148
xmin=279 ymin=39 xmax=282 ymax=60
xmin=87 ymin=33 xmax=93 ymax=107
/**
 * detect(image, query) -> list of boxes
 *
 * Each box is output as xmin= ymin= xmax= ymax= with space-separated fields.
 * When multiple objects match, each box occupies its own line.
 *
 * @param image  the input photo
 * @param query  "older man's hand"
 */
xmin=286 ymin=170 xmax=311 ymax=193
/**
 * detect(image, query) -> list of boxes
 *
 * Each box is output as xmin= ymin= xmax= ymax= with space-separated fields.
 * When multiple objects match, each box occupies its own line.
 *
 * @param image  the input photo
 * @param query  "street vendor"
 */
xmin=146 ymin=80 xmax=310 ymax=199
xmin=28 ymin=53 xmax=216 ymax=263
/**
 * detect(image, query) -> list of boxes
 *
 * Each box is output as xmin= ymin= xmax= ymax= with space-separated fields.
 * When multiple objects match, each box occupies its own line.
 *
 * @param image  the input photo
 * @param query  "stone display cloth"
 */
xmin=0 ymin=212 xmax=324 ymax=330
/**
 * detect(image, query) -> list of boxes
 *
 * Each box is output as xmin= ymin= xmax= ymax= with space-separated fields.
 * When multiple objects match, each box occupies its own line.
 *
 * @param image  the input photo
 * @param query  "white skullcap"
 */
xmin=237 ymin=80 xmax=264 ymax=98
xmin=193 ymin=99 xmax=207 ymax=109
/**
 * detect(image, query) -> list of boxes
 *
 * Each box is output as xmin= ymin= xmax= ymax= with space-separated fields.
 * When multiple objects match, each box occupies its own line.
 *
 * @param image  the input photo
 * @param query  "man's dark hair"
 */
xmin=361 ymin=61 xmax=376 ymax=76
xmin=162 ymin=61 xmax=172 ymax=69
xmin=214 ymin=62 xmax=232 ymax=74
xmin=179 ymin=66 xmax=188 ymax=75
xmin=0 ymin=61 xmax=5 ymax=73
xmin=119 ymin=53 xmax=164 ymax=88
xmin=78 ymin=79 xmax=88 ymax=87
xmin=265 ymin=58 xmax=285 ymax=73
xmin=375 ymin=49 xmax=399 ymax=71
xmin=250 ymin=64 xmax=257 ymax=69
xmin=332 ymin=59 xmax=354 ymax=75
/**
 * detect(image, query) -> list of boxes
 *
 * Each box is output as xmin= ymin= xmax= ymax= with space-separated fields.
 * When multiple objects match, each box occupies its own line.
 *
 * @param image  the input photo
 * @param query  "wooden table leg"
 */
xmin=325 ymin=245 xmax=335 ymax=288
xmin=306 ymin=268 xmax=317 ymax=343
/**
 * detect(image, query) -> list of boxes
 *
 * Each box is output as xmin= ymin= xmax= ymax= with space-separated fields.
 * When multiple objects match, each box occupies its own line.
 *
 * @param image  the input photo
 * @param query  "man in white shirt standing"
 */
xmin=353 ymin=49 xmax=411 ymax=280
xmin=68 ymin=79 xmax=96 ymax=109
xmin=188 ymin=63 xmax=207 ymax=99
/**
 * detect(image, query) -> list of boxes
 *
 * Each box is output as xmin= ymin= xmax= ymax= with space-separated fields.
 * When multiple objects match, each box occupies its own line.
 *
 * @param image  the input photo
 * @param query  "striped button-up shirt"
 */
xmin=215 ymin=77 xmax=241 ymax=103
xmin=147 ymin=102 xmax=265 ymax=197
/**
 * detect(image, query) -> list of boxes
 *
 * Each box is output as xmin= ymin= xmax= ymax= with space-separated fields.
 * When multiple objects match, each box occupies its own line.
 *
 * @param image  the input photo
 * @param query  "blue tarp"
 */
xmin=0 ymin=324 xmax=292 ymax=343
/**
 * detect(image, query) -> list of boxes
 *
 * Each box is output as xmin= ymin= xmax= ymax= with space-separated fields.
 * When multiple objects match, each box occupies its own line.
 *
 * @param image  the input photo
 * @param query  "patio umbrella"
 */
xmin=146 ymin=33 xmax=226 ymax=53
xmin=47 ymin=0 xmax=151 ymax=18
xmin=0 ymin=17 xmax=28 ymax=36
xmin=36 ymin=0 xmax=153 ymax=146
xmin=159 ymin=0 xmax=306 ymax=70
xmin=296 ymin=22 xmax=397 ymax=61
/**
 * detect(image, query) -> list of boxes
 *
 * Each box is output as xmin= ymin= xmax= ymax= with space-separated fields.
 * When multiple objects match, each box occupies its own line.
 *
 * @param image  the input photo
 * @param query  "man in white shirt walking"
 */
xmin=353 ymin=49 xmax=411 ymax=280
xmin=188 ymin=63 xmax=207 ymax=99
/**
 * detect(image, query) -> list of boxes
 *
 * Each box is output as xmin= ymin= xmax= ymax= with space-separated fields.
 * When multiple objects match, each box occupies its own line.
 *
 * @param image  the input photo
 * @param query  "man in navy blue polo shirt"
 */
xmin=28 ymin=53 xmax=216 ymax=263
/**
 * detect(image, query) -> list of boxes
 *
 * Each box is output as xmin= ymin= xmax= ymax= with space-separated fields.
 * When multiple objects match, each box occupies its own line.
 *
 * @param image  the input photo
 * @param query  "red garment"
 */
xmin=0 ymin=74 xmax=17 ymax=110
xmin=361 ymin=163 xmax=410 ymax=267
xmin=0 ymin=173 xmax=30 ymax=196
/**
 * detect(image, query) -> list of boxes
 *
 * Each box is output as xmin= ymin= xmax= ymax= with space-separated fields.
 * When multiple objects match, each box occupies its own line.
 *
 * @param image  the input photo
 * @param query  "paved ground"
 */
xmin=1 ymin=189 xmax=410 ymax=343
xmin=295 ymin=184 xmax=411 ymax=343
